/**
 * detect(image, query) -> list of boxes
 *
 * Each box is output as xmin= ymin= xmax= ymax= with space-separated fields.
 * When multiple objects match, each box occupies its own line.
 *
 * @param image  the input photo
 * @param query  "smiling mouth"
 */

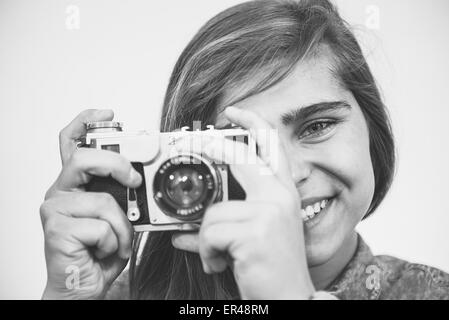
xmin=300 ymin=197 xmax=334 ymax=222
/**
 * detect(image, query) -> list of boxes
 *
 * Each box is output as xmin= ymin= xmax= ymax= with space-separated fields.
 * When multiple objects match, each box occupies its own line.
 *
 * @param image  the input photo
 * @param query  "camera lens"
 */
xmin=153 ymin=154 xmax=221 ymax=221
xmin=165 ymin=168 xmax=205 ymax=207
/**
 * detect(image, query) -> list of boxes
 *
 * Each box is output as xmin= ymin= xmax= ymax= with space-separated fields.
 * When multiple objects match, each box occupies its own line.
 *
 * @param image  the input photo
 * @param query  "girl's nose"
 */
xmin=291 ymin=160 xmax=312 ymax=186
xmin=285 ymin=146 xmax=312 ymax=186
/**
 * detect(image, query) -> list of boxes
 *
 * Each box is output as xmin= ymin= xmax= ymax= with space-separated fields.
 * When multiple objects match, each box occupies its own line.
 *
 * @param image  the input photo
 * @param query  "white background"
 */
xmin=0 ymin=0 xmax=448 ymax=299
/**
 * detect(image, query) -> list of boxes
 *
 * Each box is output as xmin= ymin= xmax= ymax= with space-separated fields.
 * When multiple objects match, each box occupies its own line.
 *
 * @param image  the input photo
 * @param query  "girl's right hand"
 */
xmin=40 ymin=109 xmax=142 ymax=299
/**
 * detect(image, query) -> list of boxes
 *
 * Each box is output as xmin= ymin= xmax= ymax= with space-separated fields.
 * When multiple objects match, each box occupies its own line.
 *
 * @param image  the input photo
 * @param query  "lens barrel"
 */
xmin=153 ymin=154 xmax=221 ymax=221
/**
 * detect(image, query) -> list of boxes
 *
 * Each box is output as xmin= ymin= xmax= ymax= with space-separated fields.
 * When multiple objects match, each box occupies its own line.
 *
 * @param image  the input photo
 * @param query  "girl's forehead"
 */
xmin=215 ymin=54 xmax=352 ymax=127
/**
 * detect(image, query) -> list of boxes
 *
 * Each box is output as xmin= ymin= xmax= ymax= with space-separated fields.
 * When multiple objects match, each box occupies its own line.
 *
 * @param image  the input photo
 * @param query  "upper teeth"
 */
xmin=301 ymin=199 xmax=329 ymax=221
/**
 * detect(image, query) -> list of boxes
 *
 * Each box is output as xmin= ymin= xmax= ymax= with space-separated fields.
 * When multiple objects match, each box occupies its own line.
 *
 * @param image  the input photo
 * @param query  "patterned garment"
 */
xmin=106 ymin=234 xmax=449 ymax=300
xmin=326 ymin=235 xmax=449 ymax=300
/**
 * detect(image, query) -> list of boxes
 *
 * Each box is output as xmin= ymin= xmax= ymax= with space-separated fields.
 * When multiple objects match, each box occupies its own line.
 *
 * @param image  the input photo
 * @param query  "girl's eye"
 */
xmin=297 ymin=120 xmax=336 ymax=140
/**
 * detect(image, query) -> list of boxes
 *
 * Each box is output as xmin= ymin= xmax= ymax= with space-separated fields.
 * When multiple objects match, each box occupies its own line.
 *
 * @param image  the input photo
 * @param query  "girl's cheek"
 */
xmin=322 ymin=124 xmax=375 ymax=213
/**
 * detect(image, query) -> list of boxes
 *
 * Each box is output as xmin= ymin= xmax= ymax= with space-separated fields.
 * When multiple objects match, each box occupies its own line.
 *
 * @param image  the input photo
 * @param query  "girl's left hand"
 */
xmin=172 ymin=106 xmax=315 ymax=300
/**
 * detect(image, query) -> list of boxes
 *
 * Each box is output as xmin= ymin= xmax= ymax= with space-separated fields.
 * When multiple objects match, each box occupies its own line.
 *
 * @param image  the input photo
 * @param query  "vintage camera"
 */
xmin=81 ymin=121 xmax=254 ymax=232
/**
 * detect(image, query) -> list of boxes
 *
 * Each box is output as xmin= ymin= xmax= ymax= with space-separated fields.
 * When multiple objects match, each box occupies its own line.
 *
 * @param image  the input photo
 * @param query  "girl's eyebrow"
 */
xmin=281 ymin=100 xmax=352 ymax=126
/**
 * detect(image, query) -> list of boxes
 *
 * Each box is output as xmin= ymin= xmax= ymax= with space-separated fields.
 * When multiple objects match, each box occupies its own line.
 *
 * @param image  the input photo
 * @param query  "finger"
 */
xmin=224 ymin=106 xmax=293 ymax=185
xmin=171 ymin=232 xmax=199 ymax=253
xmin=83 ymin=220 xmax=119 ymax=260
xmin=202 ymin=137 xmax=281 ymax=201
xmin=59 ymin=109 xmax=114 ymax=165
xmin=199 ymin=222 xmax=245 ymax=274
xmin=171 ymin=132 xmax=287 ymax=201
xmin=42 ymin=192 xmax=133 ymax=259
xmin=224 ymin=107 xmax=273 ymax=165
xmin=175 ymin=134 xmax=278 ymax=201
xmin=99 ymin=252 xmax=129 ymax=284
xmin=44 ymin=215 xmax=119 ymax=260
xmin=56 ymin=148 xmax=142 ymax=191
xmin=201 ymin=201 xmax=255 ymax=228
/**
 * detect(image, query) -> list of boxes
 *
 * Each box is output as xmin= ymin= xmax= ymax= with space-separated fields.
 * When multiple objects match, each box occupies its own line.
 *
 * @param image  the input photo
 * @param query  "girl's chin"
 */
xmin=304 ymin=231 xmax=340 ymax=262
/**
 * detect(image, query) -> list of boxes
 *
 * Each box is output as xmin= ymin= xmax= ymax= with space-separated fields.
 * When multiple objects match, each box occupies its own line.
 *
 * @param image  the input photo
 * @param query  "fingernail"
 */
xmin=202 ymin=262 xmax=211 ymax=274
xmin=130 ymin=169 xmax=142 ymax=185
xmin=121 ymin=248 xmax=132 ymax=260
xmin=225 ymin=106 xmax=239 ymax=114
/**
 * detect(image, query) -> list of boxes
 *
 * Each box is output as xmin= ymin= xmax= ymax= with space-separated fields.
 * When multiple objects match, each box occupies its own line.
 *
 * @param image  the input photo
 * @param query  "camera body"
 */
xmin=81 ymin=121 xmax=252 ymax=232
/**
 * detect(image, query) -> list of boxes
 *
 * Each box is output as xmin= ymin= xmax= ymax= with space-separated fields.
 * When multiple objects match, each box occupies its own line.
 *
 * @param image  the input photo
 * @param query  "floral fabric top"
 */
xmin=326 ymin=235 xmax=449 ymax=300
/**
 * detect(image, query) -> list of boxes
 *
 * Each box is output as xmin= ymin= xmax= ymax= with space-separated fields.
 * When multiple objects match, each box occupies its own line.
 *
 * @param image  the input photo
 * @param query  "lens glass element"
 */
xmin=165 ymin=168 xmax=205 ymax=207
xmin=153 ymin=155 xmax=222 ymax=221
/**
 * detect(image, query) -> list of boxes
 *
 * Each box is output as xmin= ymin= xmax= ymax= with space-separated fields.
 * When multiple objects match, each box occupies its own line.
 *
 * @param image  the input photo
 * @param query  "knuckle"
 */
xmin=68 ymin=148 xmax=85 ymax=167
xmin=44 ymin=187 xmax=54 ymax=201
xmin=39 ymin=199 xmax=55 ymax=222
xmin=201 ymin=226 xmax=216 ymax=244
xmin=44 ymin=181 xmax=60 ymax=200
xmin=43 ymin=217 xmax=61 ymax=240
xmin=96 ymin=193 xmax=129 ymax=231
xmin=97 ymin=220 xmax=111 ymax=238
xmin=97 ymin=192 xmax=117 ymax=210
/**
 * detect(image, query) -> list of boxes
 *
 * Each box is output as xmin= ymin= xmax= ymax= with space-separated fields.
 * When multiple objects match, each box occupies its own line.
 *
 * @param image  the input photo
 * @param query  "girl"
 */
xmin=40 ymin=0 xmax=449 ymax=299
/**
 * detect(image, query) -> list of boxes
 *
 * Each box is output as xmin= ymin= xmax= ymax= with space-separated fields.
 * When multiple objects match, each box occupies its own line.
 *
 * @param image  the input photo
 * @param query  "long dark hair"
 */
xmin=130 ymin=0 xmax=395 ymax=299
